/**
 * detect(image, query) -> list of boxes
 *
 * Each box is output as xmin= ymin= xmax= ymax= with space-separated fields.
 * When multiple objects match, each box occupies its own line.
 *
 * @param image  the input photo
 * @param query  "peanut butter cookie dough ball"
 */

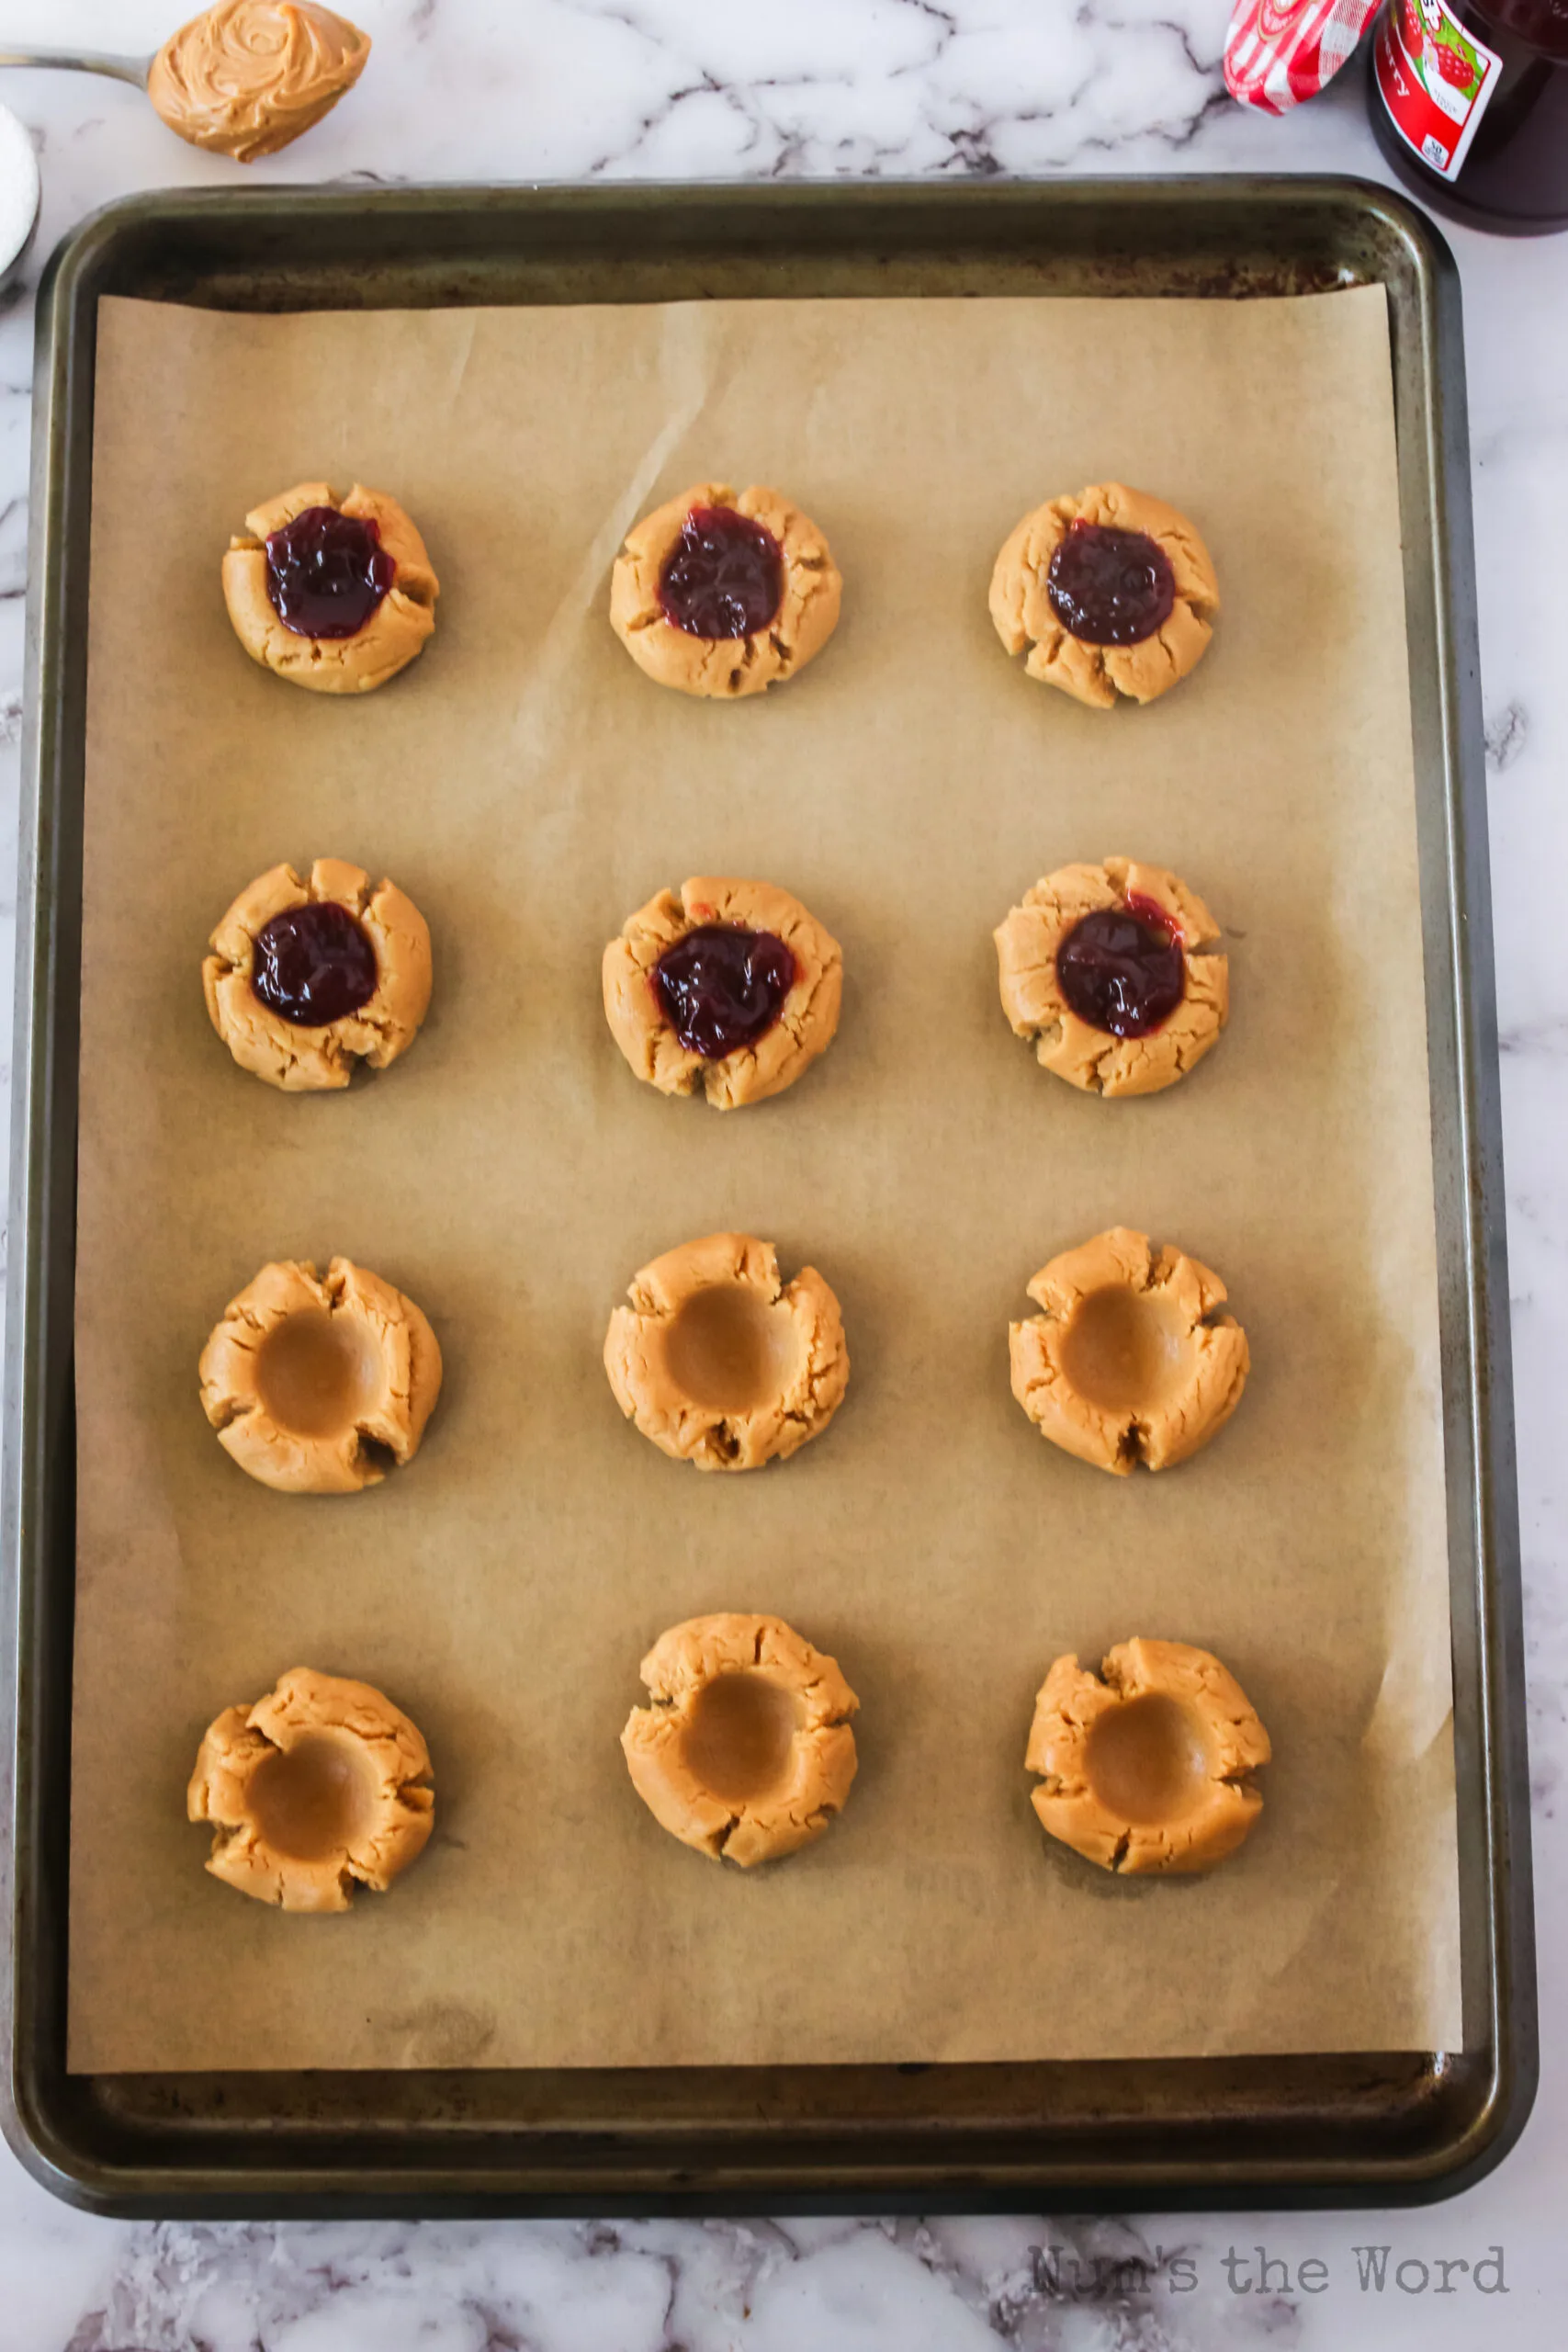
xmin=622 ymin=1613 xmax=859 ymax=1866
xmin=603 ymin=876 xmax=842 ymax=1111
xmin=1026 ymin=1638 xmax=1270 ymax=1874
xmin=1010 ymin=1227 xmax=1249 ymax=1475
xmin=995 ymin=856 xmax=1227 ymax=1098
xmin=989 ymin=482 xmax=1218 ymax=711
xmin=204 ymin=858 xmax=433 ymax=1091
xmin=188 ymin=1666 xmax=434 ymax=1911
xmin=222 ymin=481 xmax=437 ymax=693
xmin=609 ymin=481 xmax=841 ymax=698
xmin=199 ymin=1257 xmax=442 ymax=1494
xmin=604 ymin=1232 xmax=849 ymax=1472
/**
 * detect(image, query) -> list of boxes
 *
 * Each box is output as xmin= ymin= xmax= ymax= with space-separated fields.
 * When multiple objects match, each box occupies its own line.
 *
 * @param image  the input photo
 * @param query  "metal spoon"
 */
xmin=1 ymin=32 xmax=368 ymax=160
xmin=0 ymin=49 xmax=152 ymax=90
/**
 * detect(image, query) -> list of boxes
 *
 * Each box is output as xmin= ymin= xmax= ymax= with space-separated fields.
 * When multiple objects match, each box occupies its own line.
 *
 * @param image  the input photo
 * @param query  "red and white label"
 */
xmin=1372 ymin=0 xmax=1501 ymax=176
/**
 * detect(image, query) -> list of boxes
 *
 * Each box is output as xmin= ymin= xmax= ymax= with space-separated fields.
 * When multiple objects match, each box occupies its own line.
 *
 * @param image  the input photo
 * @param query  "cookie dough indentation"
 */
xmin=995 ymin=857 xmax=1227 ymax=1097
xmin=199 ymin=1256 xmax=442 ymax=1493
xmin=188 ymin=1666 xmax=434 ymax=1910
xmin=988 ymin=482 xmax=1218 ymax=710
xmin=684 ymin=1670 xmax=801 ymax=1804
xmin=222 ymin=481 xmax=437 ymax=693
xmin=604 ymin=1232 xmax=849 ymax=1471
xmin=604 ymin=876 xmax=842 ymax=1110
xmin=254 ymin=1306 xmax=379 ymax=1439
xmin=1058 ymin=1283 xmax=1190 ymax=1416
xmin=1085 ymin=1693 xmax=1207 ymax=1824
xmin=609 ymin=481 xmax=841 ymax=698
xmin=249 ymin=1727 xmax=381 ymax=1861
xmin=622 ymin=1613 xmax=859 ymax=1866
xmin=661 ymin=1281 xmax=802 ymax=1416
xmin=1010 ymin=1227 xmax=1248 ymax=1475
xmin=204 ymin=858 xmax=433 ymax=1091
xmin=1025 ymin=1638 xmax=1270 ymax=1873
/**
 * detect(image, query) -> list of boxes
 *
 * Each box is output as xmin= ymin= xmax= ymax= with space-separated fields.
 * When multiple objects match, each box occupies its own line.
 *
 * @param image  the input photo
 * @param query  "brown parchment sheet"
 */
xmin=69 ymin=286 xmax=1461 ymax=2072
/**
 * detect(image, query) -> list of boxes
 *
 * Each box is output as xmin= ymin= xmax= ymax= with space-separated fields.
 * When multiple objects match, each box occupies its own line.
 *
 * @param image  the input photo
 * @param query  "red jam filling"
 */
xmin=658 ymin=505 xmax=784 ymax=639
xmin=652 ymin=923 xmax=796 ymax=1060
xmin=1046 ymin=519 xmax=1176 ymax=648
xmin=1055 ymin=894 xmax=1184 ymax=1038
xmin=252 ymin=900 xmax=378 ymax=1027
xmin=264 ymin=505 xmax=396 ymax=639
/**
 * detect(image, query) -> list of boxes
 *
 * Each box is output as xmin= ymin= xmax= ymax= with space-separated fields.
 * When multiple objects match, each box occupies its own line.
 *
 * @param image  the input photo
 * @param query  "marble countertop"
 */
xmin=0 ymin=3 xmax=1564 ymax=2345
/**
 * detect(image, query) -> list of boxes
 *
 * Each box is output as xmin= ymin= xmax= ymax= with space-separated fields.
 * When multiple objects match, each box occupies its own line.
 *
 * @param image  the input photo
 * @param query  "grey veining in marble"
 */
xmin=0 ymin=2 xmax=1565 ymax=2344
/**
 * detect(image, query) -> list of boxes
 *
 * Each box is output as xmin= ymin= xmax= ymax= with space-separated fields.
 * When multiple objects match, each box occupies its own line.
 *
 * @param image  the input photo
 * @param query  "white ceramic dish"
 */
xmin=0 ymin=101 xmax=41 ymax=291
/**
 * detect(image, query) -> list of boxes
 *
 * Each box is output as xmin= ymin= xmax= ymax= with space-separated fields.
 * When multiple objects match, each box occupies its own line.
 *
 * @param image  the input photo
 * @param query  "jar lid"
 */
xmin=1225 ymin=0 xmax=1380 ymax=110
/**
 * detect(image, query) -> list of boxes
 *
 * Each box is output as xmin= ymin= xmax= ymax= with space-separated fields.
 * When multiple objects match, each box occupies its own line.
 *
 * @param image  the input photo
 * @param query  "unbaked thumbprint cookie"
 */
xmin=989 ymin=481 xmax=1217 ymax=710
xmin=604 ymin=876 xmax=841 ymax=1110
xmin=609 ymin=481 xmax=841 ymax=697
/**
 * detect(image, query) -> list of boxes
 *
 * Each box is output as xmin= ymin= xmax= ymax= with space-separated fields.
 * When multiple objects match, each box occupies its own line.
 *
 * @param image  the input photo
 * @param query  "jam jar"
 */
xmin=1368 ymin=0 xmax=1568 ymax=232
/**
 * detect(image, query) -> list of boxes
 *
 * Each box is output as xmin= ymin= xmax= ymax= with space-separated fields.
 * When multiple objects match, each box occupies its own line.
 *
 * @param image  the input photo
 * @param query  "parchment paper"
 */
xmin=70 ymin=287 xmax=1461 ymax=2071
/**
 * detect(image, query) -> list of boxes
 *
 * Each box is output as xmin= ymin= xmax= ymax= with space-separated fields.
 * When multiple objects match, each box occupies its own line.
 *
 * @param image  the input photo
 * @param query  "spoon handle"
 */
xmin=0 ymin=49 xmax=151 ymax=89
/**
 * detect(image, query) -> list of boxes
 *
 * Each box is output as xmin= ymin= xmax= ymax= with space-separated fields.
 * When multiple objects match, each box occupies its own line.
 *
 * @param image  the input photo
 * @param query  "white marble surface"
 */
xmin=0 ymin=2 xmax=1564 ymax=2343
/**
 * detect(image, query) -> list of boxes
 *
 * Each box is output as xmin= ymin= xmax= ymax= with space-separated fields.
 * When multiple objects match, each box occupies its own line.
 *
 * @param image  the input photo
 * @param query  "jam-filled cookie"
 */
xmin=1010 ymin=1227 xmax=1249 ymax=1475
xmin=203 ymin=857 xmax=433 ymax=1091
xmin=188 ymin=1666 xmax=434 ymax=1911
xmin=603 ymin=876 xmax=841 ymax=1110
xmin=199 ymin=1256 xmax=442 ymax=1494
xmin=609 ymin=481 xmax=841 ymax=698
xmin=1025 ymin=1638 xmax=1270 ymax=1874
xmin=622 ymin=1612 xmax=859 ymax=1867
xmin=988 ymin=482 xmax=1218 ymax=710
xmin=604 ymin=1231 xmax=849 ymax=1472
xmin=222 ymin=481 xmax=438 ymax=692
xmin=994 ymin=856 xmax=1227 ymax=1097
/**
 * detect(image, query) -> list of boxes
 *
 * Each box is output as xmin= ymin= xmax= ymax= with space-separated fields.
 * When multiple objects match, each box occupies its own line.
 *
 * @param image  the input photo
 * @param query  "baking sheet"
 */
xmin=69 ymin=286 xmax=1461 ymax=2072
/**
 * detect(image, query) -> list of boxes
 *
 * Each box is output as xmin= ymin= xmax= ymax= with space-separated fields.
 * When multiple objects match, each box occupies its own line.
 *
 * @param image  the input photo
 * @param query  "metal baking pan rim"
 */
xmin=2 ymin=175 xmax=1536 ymax=2214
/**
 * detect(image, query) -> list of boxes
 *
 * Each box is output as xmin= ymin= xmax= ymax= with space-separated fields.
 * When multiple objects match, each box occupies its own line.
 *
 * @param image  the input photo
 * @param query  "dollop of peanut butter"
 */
xmin=148 ymin=1 xmax=370 ymax=163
